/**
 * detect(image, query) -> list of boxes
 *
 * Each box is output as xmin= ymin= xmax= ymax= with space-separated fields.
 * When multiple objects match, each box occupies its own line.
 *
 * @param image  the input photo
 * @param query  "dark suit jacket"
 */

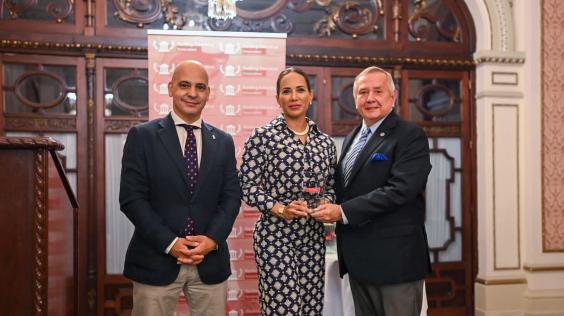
xmin=119 ymin=114 xmax=241 ymax=286
xmin=336 ymin=111 xmax=432 ymax=286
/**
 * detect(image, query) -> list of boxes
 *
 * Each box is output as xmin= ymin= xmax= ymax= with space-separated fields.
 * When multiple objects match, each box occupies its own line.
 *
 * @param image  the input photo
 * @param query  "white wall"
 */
xmin=470 ymin=0 xmax=564 ymax=314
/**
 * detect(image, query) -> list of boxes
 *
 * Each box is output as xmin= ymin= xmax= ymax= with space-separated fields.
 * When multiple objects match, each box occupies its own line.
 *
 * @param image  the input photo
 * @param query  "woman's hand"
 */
xmin=284 ymin=200 xmax=309 ymax=219
xmin=271 ymin=200 xmax=309 ymax=220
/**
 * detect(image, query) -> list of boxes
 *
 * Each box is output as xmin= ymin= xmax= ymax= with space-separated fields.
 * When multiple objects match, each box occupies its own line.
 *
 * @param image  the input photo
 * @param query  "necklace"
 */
xmin=289 ymin=124 xmax=309 ymax=136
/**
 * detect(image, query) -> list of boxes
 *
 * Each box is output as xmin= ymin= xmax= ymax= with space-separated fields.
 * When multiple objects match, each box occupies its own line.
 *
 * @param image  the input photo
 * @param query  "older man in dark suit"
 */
xmin=119 ymin=60 xmax=241 ymax=316
xmin=312 ymin=66 xmax=432 ymax=316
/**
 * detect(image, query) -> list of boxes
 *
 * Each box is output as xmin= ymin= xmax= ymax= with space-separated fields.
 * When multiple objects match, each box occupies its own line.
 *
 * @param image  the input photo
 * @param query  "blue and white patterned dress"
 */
xmin=239 ymin=115 xmax=337 ymax=315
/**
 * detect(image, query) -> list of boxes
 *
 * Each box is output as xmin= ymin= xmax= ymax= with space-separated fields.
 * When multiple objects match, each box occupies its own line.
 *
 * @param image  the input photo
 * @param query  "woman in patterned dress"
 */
xmin=239 ymin=67 xmax=337 ymax=315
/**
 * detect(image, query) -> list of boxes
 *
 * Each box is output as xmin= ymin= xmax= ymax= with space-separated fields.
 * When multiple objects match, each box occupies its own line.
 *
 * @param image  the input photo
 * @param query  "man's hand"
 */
xmin=170 ymin=238 xmax=204 ymax=265
xmin=310 ymin=203 xmax=343 ymax=223
xmin=183 ymin=235 xmax=218 ymax=264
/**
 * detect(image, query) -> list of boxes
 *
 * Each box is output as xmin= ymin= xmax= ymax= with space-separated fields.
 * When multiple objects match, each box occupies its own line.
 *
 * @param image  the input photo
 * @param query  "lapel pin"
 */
xmin=379 ymin=132 xmax=385 ymax=137
xmin=212 ymin=134 xmax=216 ymax=140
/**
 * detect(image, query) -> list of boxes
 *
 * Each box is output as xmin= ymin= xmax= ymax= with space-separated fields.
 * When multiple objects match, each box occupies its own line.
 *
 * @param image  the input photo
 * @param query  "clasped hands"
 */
xmin=273 ymin=200 xmax=342 ymax=223
xmin=170 ymin=235 xmax=217 ymax=265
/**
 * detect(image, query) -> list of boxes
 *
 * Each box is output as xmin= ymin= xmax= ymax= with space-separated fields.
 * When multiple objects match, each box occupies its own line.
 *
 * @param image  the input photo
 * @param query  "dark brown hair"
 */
xmin=276 ymin=67 xmax=311 ymax=96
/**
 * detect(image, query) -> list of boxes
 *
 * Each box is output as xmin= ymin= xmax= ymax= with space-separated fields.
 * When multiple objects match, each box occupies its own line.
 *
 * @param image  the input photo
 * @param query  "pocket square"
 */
xmin=371 ymin=153 xmax=389 ymax=161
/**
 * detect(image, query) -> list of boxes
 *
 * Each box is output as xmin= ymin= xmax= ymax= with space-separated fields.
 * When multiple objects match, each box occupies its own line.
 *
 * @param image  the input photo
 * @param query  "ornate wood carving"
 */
xmin=105 ymin=119 xmax=147 ymax=132
xmin=0 ymin=136 xmax=64 ymax=150
xmin=33 ymin=149 xmax=47 ymax=314
xmin=210 ymin=0 xmax=388 ymax=37
xmin=105 ymin=0 xmax=467 ymax=45
xmin=111 ymin=0 xmax=187 ymax=29
xmin=0 ymin=39 xmax=148 ymax=54
xmin=315 ymin=1 xmax=384 ymax=38
xmin=4 ymin=116 xmax=77 ymax=131
xmin=85 ymin=52 xmax=97 ymax=312
xmin=421 ymin=123 xmax=461 ymax=137
xmin=46 ymin=0 xmax=73 ymax=23
xmin=392 ymin=0 xmax=402 ymax=41
xmin=474 ymin=55 xmax=525 ymax=65
xmin=4 ymin=0 xmax=37 ymax=18
xmin=0 ymin=136 xmax=77 ymax=315
xmin=112 ymin=0 xmax=162 ymax=27
xmin=408 ymin=0 xmax=460 ymax=42
xmin=1 ymin=0 xmax=475 ymax=62
xmin=4 ymin=0 xmax=73 ymax=23
xmin=208 ymin=0 xmax=291 ymax=32
xmin=238 ymin=0 xmax=288 ymax=19
xmin=0 ymin=38 xmax=476 ymax=67
xmin=209 ymin=13 xmax=294 ymax=33
xmin=288 ymin=53 xmax=474 ymax=68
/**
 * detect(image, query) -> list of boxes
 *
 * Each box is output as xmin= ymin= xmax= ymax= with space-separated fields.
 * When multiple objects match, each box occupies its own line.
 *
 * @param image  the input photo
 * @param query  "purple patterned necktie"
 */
xmin=181 ymin=124 xmax=199 ymax=236
xmin=182 ymin=124 xmax=199 ymax=194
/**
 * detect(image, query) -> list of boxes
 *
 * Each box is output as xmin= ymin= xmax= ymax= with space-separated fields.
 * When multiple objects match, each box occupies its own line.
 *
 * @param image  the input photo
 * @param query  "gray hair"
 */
xmin=353 ymin=66 xmax=395 ymax=97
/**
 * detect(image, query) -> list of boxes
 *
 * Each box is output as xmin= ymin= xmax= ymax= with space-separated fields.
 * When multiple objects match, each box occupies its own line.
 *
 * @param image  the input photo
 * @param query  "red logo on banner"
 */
xmin=243 ymin=208 xmax=260 ymax=218
xmin=242 ymin=48 xmax=266 ymax=55
xmin=242 ymin=69 xmax=266 ymax=77
xmin=244 ymin=269 xmax=258 ymax=280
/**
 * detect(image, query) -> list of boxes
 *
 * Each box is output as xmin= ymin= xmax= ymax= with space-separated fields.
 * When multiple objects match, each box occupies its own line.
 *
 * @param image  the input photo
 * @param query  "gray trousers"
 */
xmin=349 ymin=278 xmax=424 ymax=316
xmin=131 ymin=265 xmax=227 ymax=316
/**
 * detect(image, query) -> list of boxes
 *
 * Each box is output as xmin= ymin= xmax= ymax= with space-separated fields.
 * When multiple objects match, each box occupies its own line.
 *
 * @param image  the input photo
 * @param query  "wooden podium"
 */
xmin=0 ymin=137 xmax=78 ymax=316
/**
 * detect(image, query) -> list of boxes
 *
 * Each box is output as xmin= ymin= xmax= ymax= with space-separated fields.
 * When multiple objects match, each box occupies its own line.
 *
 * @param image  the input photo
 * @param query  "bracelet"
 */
xmin=276 ymin=205 xmax=286 ymax=217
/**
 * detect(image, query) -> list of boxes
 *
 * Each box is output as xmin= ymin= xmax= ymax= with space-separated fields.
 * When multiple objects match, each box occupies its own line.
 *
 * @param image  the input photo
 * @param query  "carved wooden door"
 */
xmin=95 ymin=58 xmax=148 ymax=316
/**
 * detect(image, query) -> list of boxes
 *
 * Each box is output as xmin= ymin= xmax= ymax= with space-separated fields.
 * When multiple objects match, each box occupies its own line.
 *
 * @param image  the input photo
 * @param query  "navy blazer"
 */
xmin=119 ymin=114 xmax=241 ymax=286
xmin=336 ymin=111 xmax=432 ymax=285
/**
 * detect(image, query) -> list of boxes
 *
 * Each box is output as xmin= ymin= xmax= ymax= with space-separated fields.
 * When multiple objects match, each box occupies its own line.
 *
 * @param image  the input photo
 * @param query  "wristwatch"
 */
xmin=276 ymin=205 xmax=285 ymax=216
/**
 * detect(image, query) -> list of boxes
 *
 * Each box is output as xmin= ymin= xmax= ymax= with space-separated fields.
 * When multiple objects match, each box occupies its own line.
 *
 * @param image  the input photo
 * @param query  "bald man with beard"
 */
xmin=119 ymin=60 xmax=241 ymax=316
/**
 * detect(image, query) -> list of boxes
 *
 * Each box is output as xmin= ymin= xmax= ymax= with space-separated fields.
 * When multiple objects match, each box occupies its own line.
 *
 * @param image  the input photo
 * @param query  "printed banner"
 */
xmin=148 ymin=30 xmax=286 ymax=315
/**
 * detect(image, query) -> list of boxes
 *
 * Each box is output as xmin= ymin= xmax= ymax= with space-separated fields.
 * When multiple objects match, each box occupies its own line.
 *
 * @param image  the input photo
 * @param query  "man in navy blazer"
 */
xmin=312 ymin=66 xmax=432 ymax=315
xmin=119 ymin=60 xmax=241 ymax=316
